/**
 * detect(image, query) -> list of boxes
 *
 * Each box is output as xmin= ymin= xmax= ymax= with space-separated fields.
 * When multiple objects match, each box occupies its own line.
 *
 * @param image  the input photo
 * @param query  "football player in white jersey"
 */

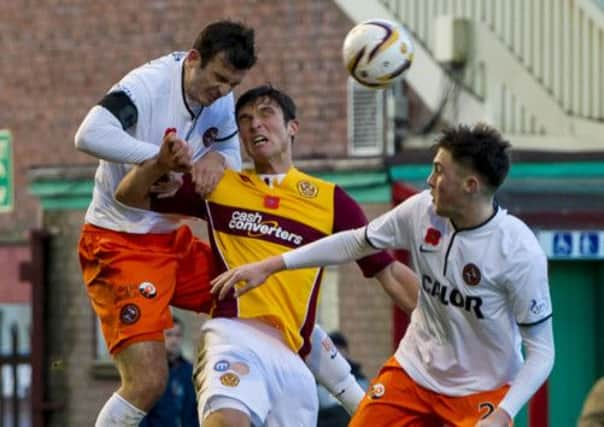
xmin=211 ymin=123 xmax=555 ymax=427
xmin=74 ymin=21 xmax=257 ymax=427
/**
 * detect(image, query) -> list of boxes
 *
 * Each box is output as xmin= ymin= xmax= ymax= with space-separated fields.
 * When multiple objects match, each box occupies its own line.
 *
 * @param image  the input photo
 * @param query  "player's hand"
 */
xmin=475 ymin=408 xmax=512 ymax=427
xmin=210 ymin=256 xmax=285 ymax=301
xmin=191 ymin=151 xmax=226 ymax=196
xmin=150 ymin=172 xmax=184 ymax=198
xmin=158 ymin=129 xmax=192 ymax=173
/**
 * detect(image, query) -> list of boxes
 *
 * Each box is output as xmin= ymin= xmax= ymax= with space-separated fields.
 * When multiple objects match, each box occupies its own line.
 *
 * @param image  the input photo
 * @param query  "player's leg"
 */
xmin=433 ymin=384 xmax=510 ymax=427
xmin=171 ymin=226 xmax=215 ymax=313
xmin=79 ymin=225 xmax=180 ymax=426
xmin=305 ymin=324 xmax=364 ymax=414
xmin=349 ymin=357 xmax=439 ymax=427
xmin=95 ymin=341 xmax=168 ymax=426
xmin=268 ymin=343 xmax=318 ymax=427
xmin=194 ymin=318 xmax=272 ymax=427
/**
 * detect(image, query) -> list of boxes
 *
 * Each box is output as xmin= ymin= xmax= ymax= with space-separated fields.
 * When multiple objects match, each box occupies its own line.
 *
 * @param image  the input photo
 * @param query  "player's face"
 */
xmin=184 ymin=50 xmax=247 ymax=106
xmin=237 ymin=97 xmax=299 ymax=171
xmin=426 ymin=148 xmax=469 ymax=219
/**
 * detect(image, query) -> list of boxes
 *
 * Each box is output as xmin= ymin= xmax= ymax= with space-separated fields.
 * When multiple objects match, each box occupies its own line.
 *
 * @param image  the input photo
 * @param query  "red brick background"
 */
xmin=0 ymin=244 xmax=30 ymax=302
xmin=0 ymin=0 xmax=354 ymax=236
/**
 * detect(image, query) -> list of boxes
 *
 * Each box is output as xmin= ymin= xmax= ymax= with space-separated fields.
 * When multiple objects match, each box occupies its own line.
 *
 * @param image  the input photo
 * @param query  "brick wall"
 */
xmin=0 ymin=244 xmax=30 ymax=302
xmin=0 ymin=0 xmax=354 ymax=236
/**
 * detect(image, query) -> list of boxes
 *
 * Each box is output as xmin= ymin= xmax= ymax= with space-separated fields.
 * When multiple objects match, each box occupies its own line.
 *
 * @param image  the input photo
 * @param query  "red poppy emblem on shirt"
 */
xmin=424 ymin=228 xmax=441 ymax=245
xmin=264 ymin=195 xmax=280 ymax=209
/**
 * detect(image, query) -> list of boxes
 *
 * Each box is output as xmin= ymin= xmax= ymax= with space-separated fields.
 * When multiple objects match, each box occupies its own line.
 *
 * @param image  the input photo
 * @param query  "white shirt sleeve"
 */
xmin=507 ymin=250 xmax=553 ymax=325
xmin=282 ymin=227 xmax=378 ymax=269
xmin=365 ymin=192 xmax=423 ymax=250
xmin=74 ymin=105 xmax=159 ymax=163
xmin=498 ymin=318 xmax=555 ymax=417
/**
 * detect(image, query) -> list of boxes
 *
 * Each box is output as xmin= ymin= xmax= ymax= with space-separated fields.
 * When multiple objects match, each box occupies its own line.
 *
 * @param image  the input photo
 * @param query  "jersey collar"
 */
xmin=451 ymin=200 xmax=504 ymax=232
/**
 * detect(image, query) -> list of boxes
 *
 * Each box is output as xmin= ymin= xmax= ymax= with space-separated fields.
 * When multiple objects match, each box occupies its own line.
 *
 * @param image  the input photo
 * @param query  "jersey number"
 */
xmin=479 ymin=402 xmax=495 ymax=419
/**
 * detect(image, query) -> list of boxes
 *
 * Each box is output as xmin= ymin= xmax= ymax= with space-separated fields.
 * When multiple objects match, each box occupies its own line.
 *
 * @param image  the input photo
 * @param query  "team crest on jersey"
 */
xmin=138 ymin=281 xmax=157 ymax=299
xmin=368 ymin=383 xmax=385 ymax=399
xmin=296 ymin=180 xmax=318 ymax=198
xmin=202 ymin=127 xmax=218 ymax=147
xmin=462 ymin=263 xmax=482 ymax=286
xmin=220 ymin=372 xmax=240 ymax=387
xmin=120 ymin=304 xmax=141 ymax=325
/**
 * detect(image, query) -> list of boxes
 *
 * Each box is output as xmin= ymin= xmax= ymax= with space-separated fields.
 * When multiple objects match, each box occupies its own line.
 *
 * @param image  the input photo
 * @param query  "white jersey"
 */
xmin=85 ymin=52 xmax=241 ymax=233
xmin=366 ymin=190 xmax=552 ymax=396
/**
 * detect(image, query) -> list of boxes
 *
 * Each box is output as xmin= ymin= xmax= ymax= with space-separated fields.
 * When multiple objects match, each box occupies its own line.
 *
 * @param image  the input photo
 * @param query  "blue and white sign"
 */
xmin=537 ymin=230 xmax=604 ymax=259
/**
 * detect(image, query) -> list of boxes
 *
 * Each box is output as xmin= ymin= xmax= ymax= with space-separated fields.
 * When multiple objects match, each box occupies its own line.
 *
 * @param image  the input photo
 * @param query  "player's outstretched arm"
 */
xmin=374 ymin=261 xmax=419 ymax=315
xmin=211 ymin=228 xmax=377 ymax=300
xmin=115 ymin=131 xmax=192 ymax=209
xmin=210 ymin=255 xmax=285 ymax=300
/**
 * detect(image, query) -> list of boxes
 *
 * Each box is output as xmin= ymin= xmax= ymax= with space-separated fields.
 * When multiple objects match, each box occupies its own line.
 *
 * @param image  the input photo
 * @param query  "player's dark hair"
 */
xmin=235 ymin=85 xmax=297 ymax=123
xmin=193 ymin=20 xmax=257 ymax=70
xmin=434 ymin=123 xmax=511 ymax=190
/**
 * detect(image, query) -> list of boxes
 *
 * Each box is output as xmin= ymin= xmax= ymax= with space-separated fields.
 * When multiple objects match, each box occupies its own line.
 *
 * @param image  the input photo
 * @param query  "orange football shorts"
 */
xmin=78 ymin=223 xmax=215 ymax=355
xmin=350 ymin=356 xmax=511 ymax=427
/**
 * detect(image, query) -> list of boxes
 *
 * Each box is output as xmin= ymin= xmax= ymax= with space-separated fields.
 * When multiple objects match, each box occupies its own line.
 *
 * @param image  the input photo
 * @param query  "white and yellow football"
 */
xmin=342 ymin=19 xmax=414 ymax=88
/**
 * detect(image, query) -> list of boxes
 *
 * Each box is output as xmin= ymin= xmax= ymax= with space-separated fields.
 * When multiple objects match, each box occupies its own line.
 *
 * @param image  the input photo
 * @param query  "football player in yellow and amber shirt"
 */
xmin=115 ymin=85 xmax=418 ymax=427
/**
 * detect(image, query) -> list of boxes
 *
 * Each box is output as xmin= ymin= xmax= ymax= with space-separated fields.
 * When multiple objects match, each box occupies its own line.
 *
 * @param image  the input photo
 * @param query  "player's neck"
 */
xmin=452 ymin=199 xmax=496 ymax=229
xmin=254 ymin=158 xmax=293 ymax=175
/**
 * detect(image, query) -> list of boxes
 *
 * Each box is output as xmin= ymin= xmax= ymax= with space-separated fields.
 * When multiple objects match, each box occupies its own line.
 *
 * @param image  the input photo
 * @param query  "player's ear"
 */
xmin=464 ymin=175 xmax=480 ymax=195
xmin=186 ymin=49 xmax=201 ymax=65
xmin=287 ymin=119 xmax=299 ymax=138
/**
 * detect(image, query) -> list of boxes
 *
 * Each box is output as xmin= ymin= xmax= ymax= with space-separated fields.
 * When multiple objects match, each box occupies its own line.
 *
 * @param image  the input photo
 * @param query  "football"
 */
xmin=342 ymin=19 xmax=414 ymax=88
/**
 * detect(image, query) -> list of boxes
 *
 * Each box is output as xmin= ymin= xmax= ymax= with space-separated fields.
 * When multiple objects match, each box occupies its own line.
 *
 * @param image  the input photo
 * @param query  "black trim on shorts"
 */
xmin=98 ymin=91 xmax=138 ymax=130
xmin=518 ymin=313 xmax=553 ymax=327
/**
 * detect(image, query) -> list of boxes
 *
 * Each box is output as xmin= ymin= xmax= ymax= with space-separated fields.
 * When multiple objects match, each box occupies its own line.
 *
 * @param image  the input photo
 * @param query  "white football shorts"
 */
xmin=194 ymin=317 xmax=318 ymax=427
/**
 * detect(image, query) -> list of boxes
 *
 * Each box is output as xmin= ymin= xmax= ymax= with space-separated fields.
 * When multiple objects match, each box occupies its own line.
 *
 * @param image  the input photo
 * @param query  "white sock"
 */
xmin=95 ymin=392 xmax=147 ymax=427
xmin=305 ymin=325 xmax=365 ymax=414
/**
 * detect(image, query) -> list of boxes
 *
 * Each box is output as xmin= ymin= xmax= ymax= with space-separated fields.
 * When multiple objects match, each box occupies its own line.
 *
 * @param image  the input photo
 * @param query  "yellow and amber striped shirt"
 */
xmin=153 ymin=168 xmax=392 ymax=356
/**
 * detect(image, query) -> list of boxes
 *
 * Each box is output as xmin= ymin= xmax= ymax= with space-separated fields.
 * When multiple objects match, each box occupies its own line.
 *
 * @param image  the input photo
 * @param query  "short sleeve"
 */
xmin=366 ymin=192 xmax=423 ymax=251
xmin=111 ymin=71 xmax=151 ymax=119
xmin=506 ymin=250 xmax=553 ymax=326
